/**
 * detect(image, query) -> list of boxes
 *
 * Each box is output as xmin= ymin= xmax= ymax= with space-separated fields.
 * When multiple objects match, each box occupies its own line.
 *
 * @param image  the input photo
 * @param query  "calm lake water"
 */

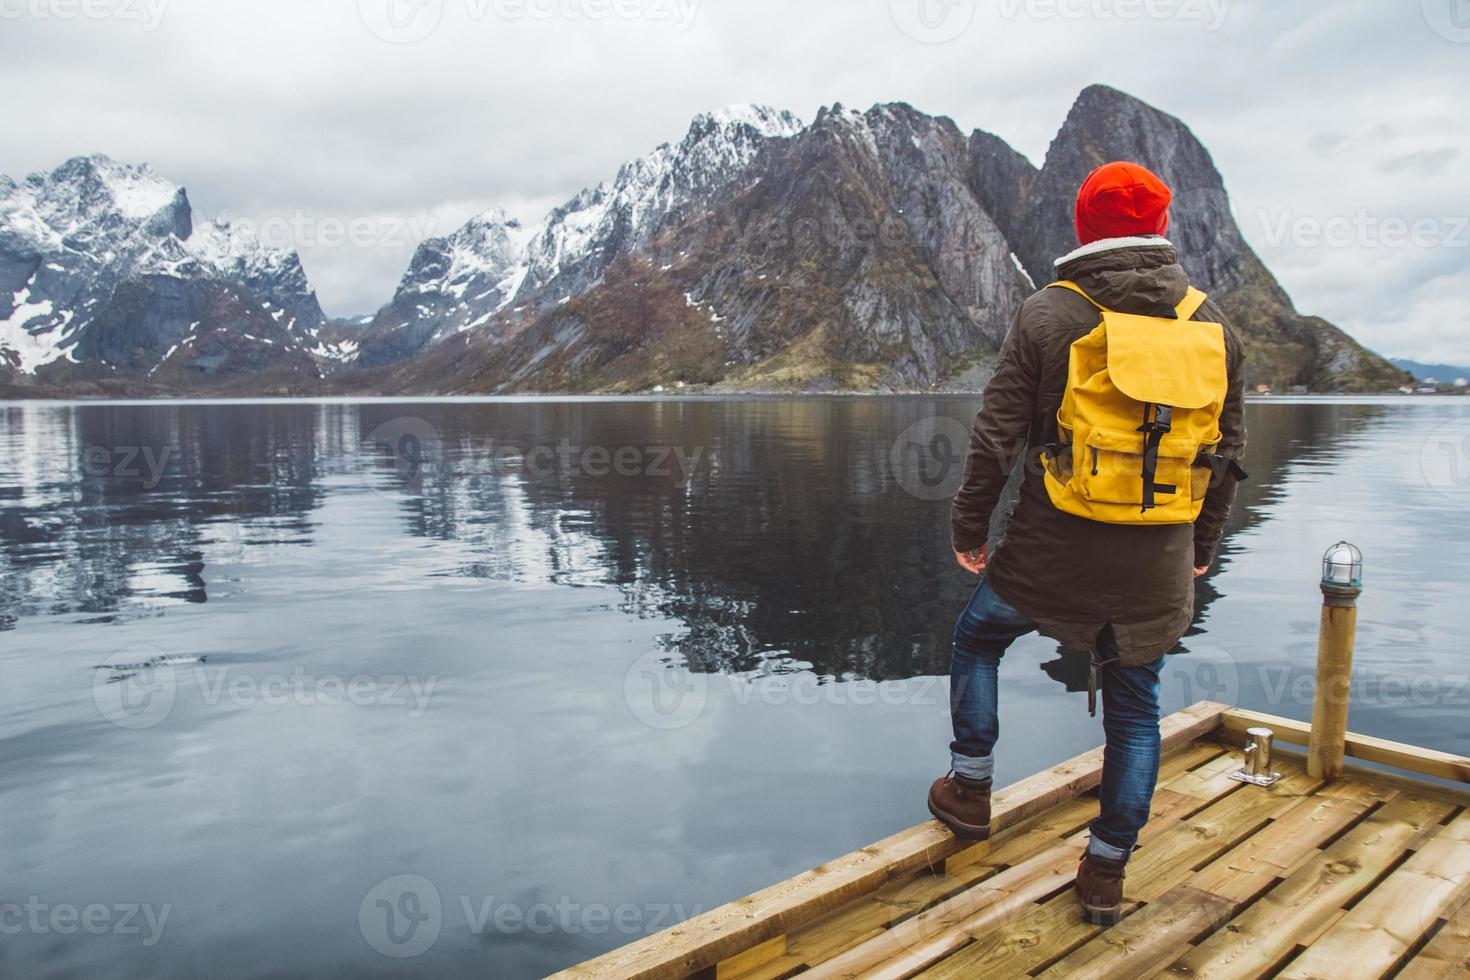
xmin=1 ymin=396 xmax=1468 ymax=978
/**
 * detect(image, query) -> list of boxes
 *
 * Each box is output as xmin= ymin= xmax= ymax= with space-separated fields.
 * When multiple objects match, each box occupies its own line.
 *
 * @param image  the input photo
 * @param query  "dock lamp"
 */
xmin=1309 ymin=541 xmax=1363 ymax=781
xmin=1321 ymin=541 xmax=1364 ymax=600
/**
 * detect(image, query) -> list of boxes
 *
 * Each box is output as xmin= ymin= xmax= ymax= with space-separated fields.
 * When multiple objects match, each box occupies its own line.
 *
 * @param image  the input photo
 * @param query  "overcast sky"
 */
xmin=3 ymin=0 xmax=1467 ymax=363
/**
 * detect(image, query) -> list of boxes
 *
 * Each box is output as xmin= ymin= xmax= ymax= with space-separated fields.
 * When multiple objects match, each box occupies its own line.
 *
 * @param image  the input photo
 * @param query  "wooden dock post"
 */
xmin=1308 ymin=542 xmax=1364 ymax=781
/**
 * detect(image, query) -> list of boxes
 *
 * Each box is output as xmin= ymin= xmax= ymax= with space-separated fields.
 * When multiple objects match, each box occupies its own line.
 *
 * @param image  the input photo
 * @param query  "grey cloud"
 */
xmin=1307 ymin=133 xmax=1353 ymax=158
xmin=1307 ymin=123 xmax=1397 ymax=159
xmin=1379 ymin=147 xmax=1460 ymax=177
xmin=1 ymin=0 xmax=1467 ymax=359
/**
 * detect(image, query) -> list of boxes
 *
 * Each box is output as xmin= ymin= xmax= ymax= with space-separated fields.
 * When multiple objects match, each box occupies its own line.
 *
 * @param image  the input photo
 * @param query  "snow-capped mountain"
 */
xmin=2 ymin=90 xmax=1408 ymax=397
xmin=354 ymin=104 xmax=803 ymax=367
xmin=378 ymin=90 xmax=1405 ymax=394
xmin=517 ymin=104 xmax=805 ymax=303
xmin=353 ymin=207 xmax=531 ymax=366
xmin=386 ymin=100 xmax=1032 ymax=393
xmin=0 ymin=154 xmax=324 ymax=377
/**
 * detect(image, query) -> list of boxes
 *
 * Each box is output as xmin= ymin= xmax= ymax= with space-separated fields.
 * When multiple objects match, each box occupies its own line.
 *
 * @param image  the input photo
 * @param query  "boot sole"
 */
xmin=927 ymin=799 xmax=991 ymax=842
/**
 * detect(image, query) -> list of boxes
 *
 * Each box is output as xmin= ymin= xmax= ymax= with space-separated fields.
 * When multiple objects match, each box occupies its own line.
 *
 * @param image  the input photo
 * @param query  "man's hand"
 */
xmin=955 ymin=544 xmax=987 ymax=575
xmin=1193 ymin=565 xmax=1209 ymax=578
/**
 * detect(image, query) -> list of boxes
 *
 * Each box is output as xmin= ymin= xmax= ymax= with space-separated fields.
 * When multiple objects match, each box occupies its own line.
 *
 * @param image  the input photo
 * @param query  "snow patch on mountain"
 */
xmin=516 ymin=104 xmax=804 ymax=302
xmin=1 ymin=289 xmax=74 ymax=372
xmin=0 ymin=154 xmax=323 ymax=374
xmin=356 ymin=105 xmax=806 ymax=367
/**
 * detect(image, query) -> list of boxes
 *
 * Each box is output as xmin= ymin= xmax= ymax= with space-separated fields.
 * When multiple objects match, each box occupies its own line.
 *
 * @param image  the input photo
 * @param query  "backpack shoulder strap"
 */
xmin=1175 ymin=287 xmax=1208 ymax=321
xmin=1044 ymin=280 xmax=1105 ymax=310
xmin=1049 ymin=280 xmax=1211 ymax=320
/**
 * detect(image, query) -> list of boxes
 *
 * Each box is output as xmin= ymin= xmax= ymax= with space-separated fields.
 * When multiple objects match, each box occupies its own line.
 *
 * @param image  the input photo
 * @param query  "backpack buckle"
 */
xmin=1137 ymin=404 xmax=1174 ymax=511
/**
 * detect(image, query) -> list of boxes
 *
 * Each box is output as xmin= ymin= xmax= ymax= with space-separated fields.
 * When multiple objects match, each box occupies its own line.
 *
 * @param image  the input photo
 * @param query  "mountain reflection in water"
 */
xmin=0 ymin=398 xmax=1401 ymax=677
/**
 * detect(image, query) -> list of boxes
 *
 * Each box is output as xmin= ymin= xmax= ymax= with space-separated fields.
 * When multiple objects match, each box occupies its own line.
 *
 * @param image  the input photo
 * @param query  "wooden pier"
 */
xmin=553 ymin=701 xmax=1470 ymax=979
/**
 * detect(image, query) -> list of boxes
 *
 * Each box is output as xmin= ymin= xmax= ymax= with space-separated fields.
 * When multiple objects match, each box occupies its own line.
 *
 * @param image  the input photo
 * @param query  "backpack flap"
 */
xmin=1102 ymin=309 xmax=1227 ymax=410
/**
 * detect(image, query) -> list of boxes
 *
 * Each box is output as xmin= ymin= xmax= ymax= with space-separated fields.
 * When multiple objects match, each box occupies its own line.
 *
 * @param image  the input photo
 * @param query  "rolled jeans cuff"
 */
xmin=1087 ymin=835 xmax=1130 ymax=863
xmin=951 ymin=751 xmax=993 ymax=784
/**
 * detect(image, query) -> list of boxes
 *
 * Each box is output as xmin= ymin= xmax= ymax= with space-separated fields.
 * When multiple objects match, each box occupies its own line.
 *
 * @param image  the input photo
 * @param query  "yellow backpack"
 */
xmin=1038 ymin=280 xmax=1229 ymax=526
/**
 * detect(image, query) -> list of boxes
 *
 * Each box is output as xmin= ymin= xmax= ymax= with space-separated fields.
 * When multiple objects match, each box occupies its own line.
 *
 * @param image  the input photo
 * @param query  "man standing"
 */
xmin=926 ymin=161 xmax=1247 ymax=925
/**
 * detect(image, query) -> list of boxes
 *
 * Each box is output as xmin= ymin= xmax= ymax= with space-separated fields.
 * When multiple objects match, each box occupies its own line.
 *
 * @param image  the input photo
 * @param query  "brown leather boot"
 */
xmin=1075 ymin=852 xmax=1127 ymax=925
xmin=927 ymin=773 xmax=991 ymax=841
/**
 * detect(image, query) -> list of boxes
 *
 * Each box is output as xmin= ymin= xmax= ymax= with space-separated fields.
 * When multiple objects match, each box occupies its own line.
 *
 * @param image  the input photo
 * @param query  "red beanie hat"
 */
xmin=1074 ymin=161 xmax=1172 ymax=246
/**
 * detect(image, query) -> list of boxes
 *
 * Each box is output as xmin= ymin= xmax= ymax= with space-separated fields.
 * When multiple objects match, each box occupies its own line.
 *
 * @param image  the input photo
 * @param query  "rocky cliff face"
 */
xmin=354 ymin=105 xmax=806 ymax=370
xmin=384 ymin=102 xmax=1031 ymax=393
xmin=2 ymin=89 xmax=1408 ymax=397
xmin=972 ymin=85 xmax=1406 ymax=391
xmin=376 ymin=89 xmax=1403 ymax=394
xmin=0 ymin=155 xmax=325 ymax=383
xmin=353 ymin=208 xmax=528 ymax=367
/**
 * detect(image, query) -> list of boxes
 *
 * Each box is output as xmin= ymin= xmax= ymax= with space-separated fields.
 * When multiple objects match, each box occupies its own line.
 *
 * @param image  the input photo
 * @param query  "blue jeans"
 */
xmin=949 ymin=577 xmax=1164 ymax=863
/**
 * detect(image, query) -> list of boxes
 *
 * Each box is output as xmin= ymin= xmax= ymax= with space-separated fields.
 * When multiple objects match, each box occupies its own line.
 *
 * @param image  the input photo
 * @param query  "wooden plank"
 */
xmin=1298 ymin=758 xmax=1470 ymax=809
xmin=743 ymin=744 xmax=1225 ymax=978
xmin=548 ymin=702 xmax=1229 ymax=980
xmin=1278 ymin=811 xmax=1470 ymax=980
xmin=798 ymin=837 xmax=1090 ymax=980
xmin=1165 ymin=751 xmax=1261 ymax=801
xmin=1016 ymin=770 xmax=1321 ymax=980
xmin=803 ymin=762 xmax=1253 ymax=980
xmin=1039 ymin=885 xmax=1237 ymax=980
xmin=783 ymin=795 xmax=1102 ymax=966
xmin=716 ymin=936 xmax=787 ymax=978
xmin=921 ymin=767 xmax=1330 ymax=979
xmin=1397 ymin=893 xmax=1470 ymax=980
xmin=1186 ymin=778 xmax=1392 ymax=903
xmin=782 ymin=871 xmax=963 ymax=970
xmin=721 ymin=953 xmax=809 ymax=980
xmin=1156 ymin=741 xmax=1232 ymax=781
xmin=1168 ymin=793 xmax=1457 ymax=980
xmin=900 ymin=748 xmax=1238 ymax=980
xmin=1123 ymin=769 xmax=1320 ymax=900
xmin=1220 ymin=709 xmax=1470 ymax=785
xmin=915 ymin=890 xmax=1134 ymax=980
